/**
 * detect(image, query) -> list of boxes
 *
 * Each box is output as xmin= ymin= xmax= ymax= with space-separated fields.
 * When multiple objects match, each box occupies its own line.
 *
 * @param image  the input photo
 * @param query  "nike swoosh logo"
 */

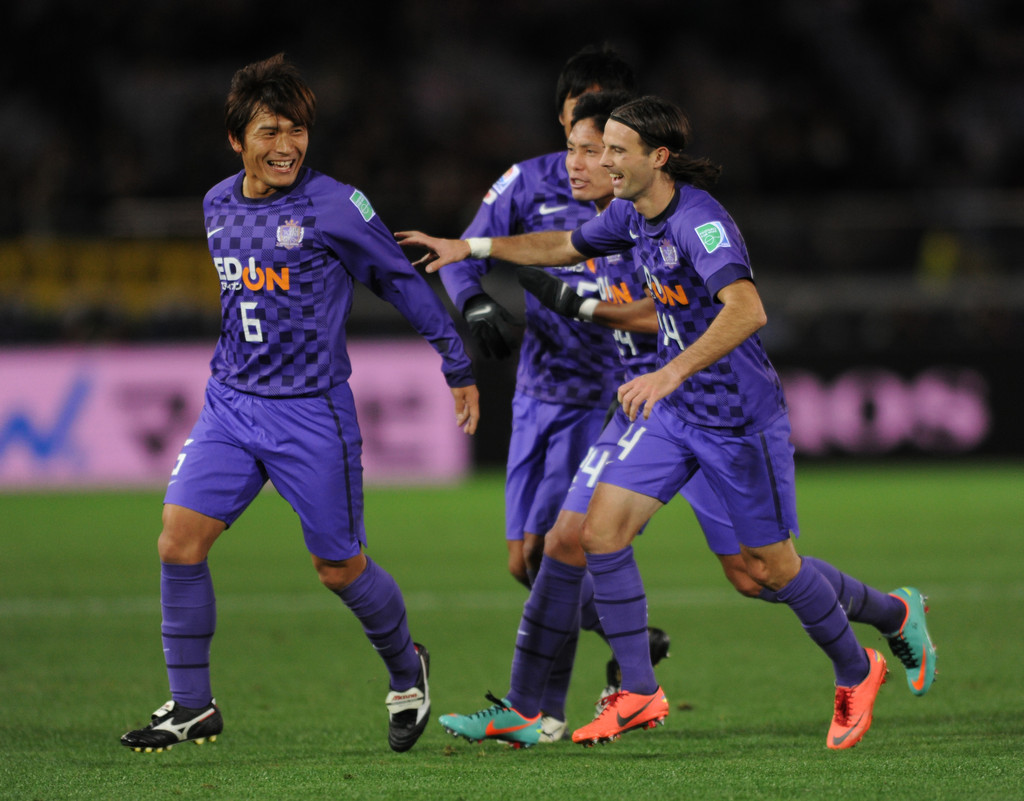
xmin=628 ymin=230 xmax=639 ymax=239
xmin=912 ymin=647 xmax=928 ymax=691
xmin=539 ymin=203 xmax=569 ymax=215
xmin=485 ymin=719 xmax=537 ymax=737
xmin=616 ymin=695 xmax=657 ymax=728
xmin=207 ymin=227 xmax=225 ymax=238
xmin=830 ymin=714 xmax=865 ymax=746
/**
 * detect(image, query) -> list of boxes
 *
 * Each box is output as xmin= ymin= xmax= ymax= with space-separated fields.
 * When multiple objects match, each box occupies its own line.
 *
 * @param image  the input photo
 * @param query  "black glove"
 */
xmin=462 ymin=293 xmax=518 ymax=359
xmin=516 ymin=266 xmax=585 ymax=319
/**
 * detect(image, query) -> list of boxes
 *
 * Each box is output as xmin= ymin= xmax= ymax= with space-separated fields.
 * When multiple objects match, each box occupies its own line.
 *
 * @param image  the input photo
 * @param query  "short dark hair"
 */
xmin=555 ymin=44 xmax=637 ymax=113
xmin=609 ymin=96 xmax=722 ymax=189
xmin=570 ymin=89 xmax=638 ymax=134
xmin=225 ymin=53 xmax=317 ymax=145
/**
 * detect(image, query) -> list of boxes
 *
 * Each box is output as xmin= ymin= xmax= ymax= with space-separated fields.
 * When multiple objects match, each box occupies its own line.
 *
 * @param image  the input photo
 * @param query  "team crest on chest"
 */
xmin=659 ymin=239 xmax=679 ymax=265
xmin=276 ymin=218 xmax=304 ymax=250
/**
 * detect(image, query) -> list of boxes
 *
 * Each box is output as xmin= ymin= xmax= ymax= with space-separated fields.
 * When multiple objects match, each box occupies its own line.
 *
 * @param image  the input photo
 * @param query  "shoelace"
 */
xmin=464 ymin=691 xmax=511 ymax=719
xmin=832 ymin=686 xmax=853 ymax=725
xmin=596 ymin=691 xmax=623 ymax=714
xmin=594 ymin=691 xmax=626 ymax=722
xmin=887 ymin=633 xmax=919 ymax=668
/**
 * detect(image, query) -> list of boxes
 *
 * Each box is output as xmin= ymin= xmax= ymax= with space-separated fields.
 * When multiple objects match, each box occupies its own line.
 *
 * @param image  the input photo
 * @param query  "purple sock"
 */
xmin=586 ymin=546 xmax=657 ymax=695
xmin=334 ymin=557 xmax=419 ymax=691
xmin=507 ymin=557 xmax=583 ymax=718
xmin=161 ymin=561 xmax=216 ymax=708
xmin=776 ymin=559 xmax=870 ymax=686
xmin=802 ymin=557 xmax=906 ymax=633
xmin=579 ymin=570 xmax=603 ymax=636
xmin=538 ymin=629 xmax=578 ymax=721
xmin=759 ymin=556 xmax=905 ymax=634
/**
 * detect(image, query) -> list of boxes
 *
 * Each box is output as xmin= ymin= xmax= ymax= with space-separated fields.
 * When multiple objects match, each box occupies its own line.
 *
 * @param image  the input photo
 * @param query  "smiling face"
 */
xmin=229 ymin=106 xmax=308 ymax=198
xmin=599 ymin=118 xmax=677 ymax=219
xmin=566 ymin=117 xmax=614 ymax=210
xmin=600 ymin=118 xmax=659 ymax=201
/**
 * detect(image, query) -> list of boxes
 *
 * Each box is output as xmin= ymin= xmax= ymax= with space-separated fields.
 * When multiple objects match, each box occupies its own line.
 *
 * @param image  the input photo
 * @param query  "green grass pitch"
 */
xmin=1 ymin=462 xmax=1022 ymax=800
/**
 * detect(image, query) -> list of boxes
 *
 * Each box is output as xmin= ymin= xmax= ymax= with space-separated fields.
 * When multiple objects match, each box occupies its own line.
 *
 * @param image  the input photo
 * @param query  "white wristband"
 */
xmin=577 ymin=298 xmax=599 ymax=322
xmin=466 ymin=237 xmax=492 ymax=259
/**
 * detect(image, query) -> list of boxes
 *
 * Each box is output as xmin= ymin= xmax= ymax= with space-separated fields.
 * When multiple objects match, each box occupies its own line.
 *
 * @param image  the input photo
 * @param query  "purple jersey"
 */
xmin=204 ymin=168 xmax=473 ymax=397
xmin=440 ymin=152 xmax=619 ymax=408
xmin=573 ymin=186 xmax=787 ymax=434
xmin=590 ymin=248 xmax=658 ymax=381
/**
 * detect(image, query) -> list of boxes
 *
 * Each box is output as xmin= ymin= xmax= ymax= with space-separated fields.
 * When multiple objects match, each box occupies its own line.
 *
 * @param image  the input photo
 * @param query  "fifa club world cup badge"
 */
xmin=276 ymin=219 xmax=304 ymax=250
xmin=694 ymin=221 xmax=730 ymax=254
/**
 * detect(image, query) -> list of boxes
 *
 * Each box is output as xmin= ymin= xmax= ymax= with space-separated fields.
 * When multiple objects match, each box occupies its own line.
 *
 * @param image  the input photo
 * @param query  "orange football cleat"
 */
xmin=827 ymin=648 xmax=888 ymax=750
xmin=571 ymin=686 xmax=668 ymax=747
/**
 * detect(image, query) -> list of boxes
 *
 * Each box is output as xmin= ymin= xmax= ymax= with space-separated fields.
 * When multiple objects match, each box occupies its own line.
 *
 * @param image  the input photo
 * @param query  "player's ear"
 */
xmin=228 ymin=133 xmax=244 ymax=154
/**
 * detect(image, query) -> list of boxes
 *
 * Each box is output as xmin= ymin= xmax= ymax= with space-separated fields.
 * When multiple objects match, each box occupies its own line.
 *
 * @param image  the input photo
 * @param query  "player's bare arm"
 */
xmin=451 ymin=383 xmax=481 ymax=435
xmin=396 ymin=229 xmax=582 ymax=273
xmin=589 ymin=296 xmax=658 ymax=333
xmin=618 ymin=278 xmax=767 ymax=420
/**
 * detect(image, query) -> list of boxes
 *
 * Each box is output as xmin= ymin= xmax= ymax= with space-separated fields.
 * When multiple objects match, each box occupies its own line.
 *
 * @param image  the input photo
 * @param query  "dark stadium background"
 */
xmin=3 ymin=0 xmax=1022 ymax=466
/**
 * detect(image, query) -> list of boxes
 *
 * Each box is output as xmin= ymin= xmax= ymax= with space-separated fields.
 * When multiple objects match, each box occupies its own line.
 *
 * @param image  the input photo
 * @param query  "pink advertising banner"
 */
xmin=0 ymin=342 xmax=469 ymax=489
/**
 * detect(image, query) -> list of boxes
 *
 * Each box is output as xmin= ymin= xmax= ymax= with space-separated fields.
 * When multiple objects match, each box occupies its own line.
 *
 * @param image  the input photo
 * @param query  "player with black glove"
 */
xmin=462 ymin=292 xmax=520 ymax=359
xmin=516 ymin=266 xmax=590 ymax=320
xmin=516 ymin=265 xmax=657 ymax=332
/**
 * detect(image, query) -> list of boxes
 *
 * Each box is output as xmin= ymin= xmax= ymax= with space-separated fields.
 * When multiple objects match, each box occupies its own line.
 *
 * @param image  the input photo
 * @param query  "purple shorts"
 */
xmin=164 ymin=378 xmax=366 ymax=561
xmin=595 ymin=403 xmax=799 ymax=549
xmin=505 ymin=393 xmax=608 ymax=540
xmin=563 ymin=406 xmax=740 ymax=555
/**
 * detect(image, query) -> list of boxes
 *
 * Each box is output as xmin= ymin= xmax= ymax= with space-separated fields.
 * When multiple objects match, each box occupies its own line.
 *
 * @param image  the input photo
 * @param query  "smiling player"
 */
xmin=119 ymin=53 xmax=479 ymax=755
xmin=398 ymin=95 xmax=937 ymax=750
xmin=427 ymin=92 xmax=935 ymax=750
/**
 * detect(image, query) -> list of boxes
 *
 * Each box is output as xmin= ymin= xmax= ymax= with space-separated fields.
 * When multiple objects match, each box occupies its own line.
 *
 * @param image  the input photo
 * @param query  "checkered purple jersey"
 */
xmin=572 ymin=186 xmax=787 ymax=434
xmin=440 ymin=152 xmax=619 ymax=408
xmin=592 ymin=248 xmax=659 ymax=382
xmin=203 ymin=168 xmax=473 ymax=397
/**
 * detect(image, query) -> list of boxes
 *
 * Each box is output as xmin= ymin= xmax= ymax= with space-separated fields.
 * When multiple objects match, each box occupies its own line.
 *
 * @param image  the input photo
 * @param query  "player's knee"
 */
xmin=317 ymin=569 xmax=347 ymax=593
xmin=314 ymin=554 xmax=366 ymax=592
xmin=740 ymin=540 xmax=800 ymax=592
xmin=543 ymin=516 xmax=586 ymax=565
xmin=729 ymin=571 xmax=765 ymax=598
xmin=157 ymin=505 xmax=221 ymax=564
xmin=543 ymin=534 xmax=584 ymax=565
xmin=722 ymin=558 xmax=765 ymax=597
xmin=717 ymin=554 xmax=764 ymax=598
xmin=746 ymin=562 xmax=798 ymax=592
xmin=578 ymin=517 xmax=605 ymax=554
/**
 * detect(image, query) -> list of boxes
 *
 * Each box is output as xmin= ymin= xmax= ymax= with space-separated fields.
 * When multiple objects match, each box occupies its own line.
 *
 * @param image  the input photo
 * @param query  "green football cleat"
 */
xmin=885 ymin=587 xmax=937 ymax=696
xmin=438 ymin=693 xmax=542 ymax=748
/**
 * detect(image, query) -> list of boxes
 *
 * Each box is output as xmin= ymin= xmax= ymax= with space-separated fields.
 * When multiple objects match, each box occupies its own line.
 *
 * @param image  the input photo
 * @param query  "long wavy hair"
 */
xmin=609 ymin=96 xmax=721 ymax=189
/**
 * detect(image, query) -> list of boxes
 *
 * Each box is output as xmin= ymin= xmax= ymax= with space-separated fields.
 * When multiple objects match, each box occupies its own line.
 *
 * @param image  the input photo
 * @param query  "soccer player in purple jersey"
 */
xmin=440 ymin=43 xmax=632 ymax=588
xmin=119 ymin=54 xmax=479 ymax=755
xmin=421 ymin=92 xmax=936 ymax=749
xmin=398 ymin=95 xmax=937 ymax=750
xmin=433 ymin=45 xmax=660 ymax=737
